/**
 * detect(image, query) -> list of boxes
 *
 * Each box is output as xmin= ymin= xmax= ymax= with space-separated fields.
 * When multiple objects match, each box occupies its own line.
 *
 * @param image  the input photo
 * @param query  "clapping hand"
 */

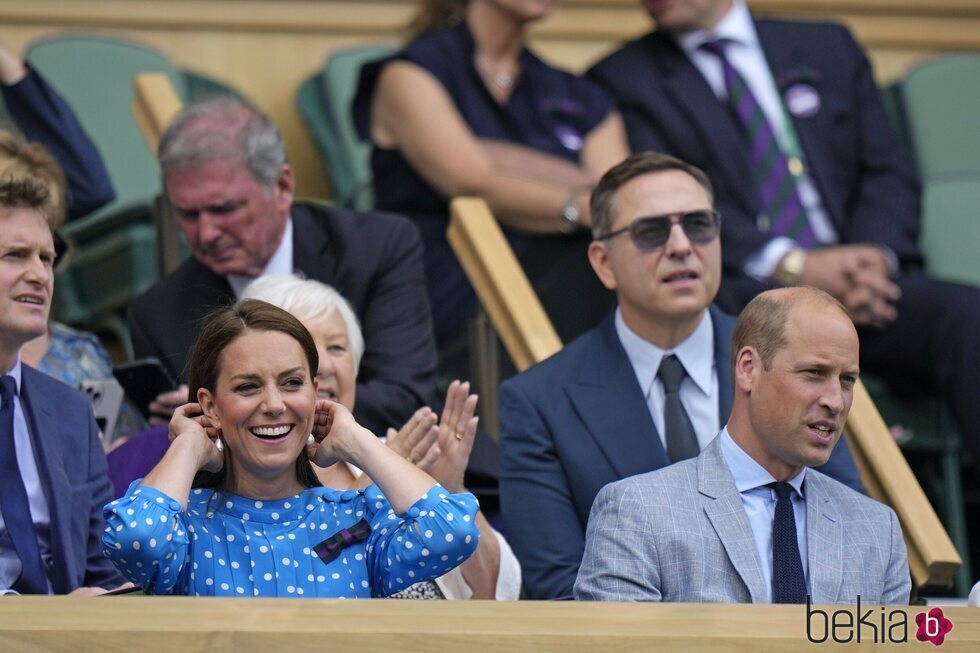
xmin=426 ymin=380 xmax=479 ymax=492
xmin=386 ymin=407 xmax=441 ymax=469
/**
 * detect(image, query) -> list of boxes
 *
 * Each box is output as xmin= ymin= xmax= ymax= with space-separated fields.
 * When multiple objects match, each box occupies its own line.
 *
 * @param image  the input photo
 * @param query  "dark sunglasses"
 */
xmin=598 ymin=209 xmax=721 ymax=251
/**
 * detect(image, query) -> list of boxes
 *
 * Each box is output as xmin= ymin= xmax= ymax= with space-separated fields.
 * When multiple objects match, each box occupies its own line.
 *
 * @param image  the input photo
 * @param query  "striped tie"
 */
xmin=700 ymin=39 xmax=816 ymax=248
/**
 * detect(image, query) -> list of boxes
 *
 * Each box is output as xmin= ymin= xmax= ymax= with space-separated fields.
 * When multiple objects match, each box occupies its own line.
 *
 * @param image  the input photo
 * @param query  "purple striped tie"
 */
xmin=700 ymin=39 xmax=816 ymax=248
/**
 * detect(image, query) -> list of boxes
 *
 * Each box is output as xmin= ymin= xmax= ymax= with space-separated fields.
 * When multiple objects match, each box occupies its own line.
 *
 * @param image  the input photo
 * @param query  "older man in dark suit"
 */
xmin=587 ymin=0 xmax=980 ymax=465
xmin=127 ymin=97 xmax=438 ymax=436
xmin=499 ymin=153 xmax=862 ymax=600
xmin=0 ymin=179 xmax=123 ymax=595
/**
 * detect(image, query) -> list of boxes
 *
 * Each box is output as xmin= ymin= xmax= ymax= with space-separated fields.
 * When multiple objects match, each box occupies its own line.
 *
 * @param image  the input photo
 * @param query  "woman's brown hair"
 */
xmin=407 ymin=0 xmax=468 ymax=37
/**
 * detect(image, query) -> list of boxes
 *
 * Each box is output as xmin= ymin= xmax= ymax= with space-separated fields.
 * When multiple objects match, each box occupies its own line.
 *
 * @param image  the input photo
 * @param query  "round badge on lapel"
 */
xmin=784 ymin=83 xmax=820 ymax=119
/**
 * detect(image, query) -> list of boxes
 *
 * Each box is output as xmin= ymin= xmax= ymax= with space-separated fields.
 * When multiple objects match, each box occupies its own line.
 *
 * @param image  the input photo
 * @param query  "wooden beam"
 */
xmin=132 ymin=72 xmax=184 ymax=275
xmin=448 ymin=197 xmax=561 ymax=372
xmin=2 ymin=598 xmax=979 ymax=651
xmin=132 ymin=71 xmax=182 ymax=153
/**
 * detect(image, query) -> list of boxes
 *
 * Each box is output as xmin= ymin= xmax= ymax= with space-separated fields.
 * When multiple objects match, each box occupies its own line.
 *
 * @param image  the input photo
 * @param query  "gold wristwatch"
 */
xmin=775 ymin=248 xmax=807 ymax=286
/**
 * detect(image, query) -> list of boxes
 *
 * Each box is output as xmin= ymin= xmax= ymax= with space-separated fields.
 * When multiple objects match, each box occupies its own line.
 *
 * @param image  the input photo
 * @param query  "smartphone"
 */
xmin=113 ymin=358 xmax=177 ymax=419
xmin=78 ymin=378 xmax=125 ymax=443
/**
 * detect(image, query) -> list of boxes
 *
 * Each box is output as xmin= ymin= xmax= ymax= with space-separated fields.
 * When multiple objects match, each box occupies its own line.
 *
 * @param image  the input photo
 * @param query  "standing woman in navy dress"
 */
xmin=354 ymin=0 xmax=630 ymax=348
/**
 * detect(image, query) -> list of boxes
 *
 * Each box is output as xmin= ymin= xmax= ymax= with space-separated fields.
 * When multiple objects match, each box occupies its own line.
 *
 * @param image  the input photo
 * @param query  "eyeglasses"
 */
xmin=598 ymin=209 xmax=721 ymax=251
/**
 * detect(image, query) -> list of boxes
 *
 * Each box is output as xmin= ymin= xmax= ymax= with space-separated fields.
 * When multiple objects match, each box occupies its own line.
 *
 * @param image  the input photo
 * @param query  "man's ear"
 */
xmin=588 ymin=239 xmax=618 ymax=291
xmin=734 ymin=346 xmax=758 ymax=394
xmin=274 ymin=164 xmax=295 ymax=213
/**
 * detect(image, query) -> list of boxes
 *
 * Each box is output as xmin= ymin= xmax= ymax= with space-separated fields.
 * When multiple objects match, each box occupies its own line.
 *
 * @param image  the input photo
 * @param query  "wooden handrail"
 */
xmin=131 ymin=72 xmax=185 ymax=276
xmin=448 ymin=196 xmax=961 ymax=589
xmin=448 ymin=197 xmax=561 ymax=372
xmin=1 ymin=597 xmax=979 ymax=650
xmin=132 ymin=72 xmax=182 ymax=153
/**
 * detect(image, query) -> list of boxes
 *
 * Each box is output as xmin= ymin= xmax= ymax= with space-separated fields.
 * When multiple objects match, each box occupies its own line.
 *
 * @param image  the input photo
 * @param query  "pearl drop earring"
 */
xmin=307 ymin=433 xmax=315 ymax=446
xmin=214 ymin=437 xmax=224 ymax=452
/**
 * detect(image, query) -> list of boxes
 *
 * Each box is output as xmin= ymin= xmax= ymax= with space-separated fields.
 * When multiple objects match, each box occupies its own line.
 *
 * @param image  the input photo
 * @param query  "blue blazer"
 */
xmin=1 ymin=70 xmax=115 ymax=220
xmin=500 ymin=306 xmax=862 ymax=599
xmin=19 ymin=365 xmax=122 ymax=593
xmin=587 ymin=19 xmax=922 ymax=301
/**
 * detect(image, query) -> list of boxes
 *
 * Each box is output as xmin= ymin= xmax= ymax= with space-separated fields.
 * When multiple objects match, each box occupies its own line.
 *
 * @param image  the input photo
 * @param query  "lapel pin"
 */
xmin=784 ymin=83 xmax=821 ymax=119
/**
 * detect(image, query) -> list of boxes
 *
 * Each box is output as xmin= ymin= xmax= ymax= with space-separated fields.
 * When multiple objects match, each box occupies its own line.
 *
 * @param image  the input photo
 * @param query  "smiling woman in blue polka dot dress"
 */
xmin=101 ymin=299 xmax=479 ymax=597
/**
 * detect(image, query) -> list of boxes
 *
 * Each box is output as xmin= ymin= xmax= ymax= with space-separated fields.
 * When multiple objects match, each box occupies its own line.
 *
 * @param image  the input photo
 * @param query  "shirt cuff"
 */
xmin=745 ymin=237 xmax=799 ymax=280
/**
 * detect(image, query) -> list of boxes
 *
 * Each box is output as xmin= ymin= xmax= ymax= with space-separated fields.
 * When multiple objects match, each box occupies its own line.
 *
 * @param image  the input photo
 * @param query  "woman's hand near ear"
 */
xmin=141 ymin=403 xmax=224 ymax=509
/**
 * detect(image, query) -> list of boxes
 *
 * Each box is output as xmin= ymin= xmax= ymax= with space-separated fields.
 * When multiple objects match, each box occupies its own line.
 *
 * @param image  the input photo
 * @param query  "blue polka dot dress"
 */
xmin=102 ymin=482 xmax=480 ymax=597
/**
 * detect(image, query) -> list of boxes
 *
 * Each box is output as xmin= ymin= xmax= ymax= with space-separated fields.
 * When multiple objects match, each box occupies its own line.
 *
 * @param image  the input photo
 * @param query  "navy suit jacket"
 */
xmin=1 ymin=69 xmax=114 ymax=220
xmin=128 ymin=201 xmax=438 ymax=437
xmin=587 ymin=19 xmax=922 ymax=304
xmin=18 ymin=366 xmax=122 ymax=593
xmin=499 ymin=306 xmax=863 ymax=599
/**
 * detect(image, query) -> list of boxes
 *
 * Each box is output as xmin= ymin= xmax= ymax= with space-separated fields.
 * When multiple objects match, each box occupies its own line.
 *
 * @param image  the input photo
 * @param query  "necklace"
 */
xmin=476 ymin=58 xmax=518 ymax=90
xmin=492 ymin=70 xmax=515 ymax=89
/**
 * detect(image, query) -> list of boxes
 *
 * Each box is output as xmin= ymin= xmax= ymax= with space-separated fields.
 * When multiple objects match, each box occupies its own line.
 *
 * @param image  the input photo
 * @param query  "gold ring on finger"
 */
xmin=454 ymin=430 xmax=464 ymax=441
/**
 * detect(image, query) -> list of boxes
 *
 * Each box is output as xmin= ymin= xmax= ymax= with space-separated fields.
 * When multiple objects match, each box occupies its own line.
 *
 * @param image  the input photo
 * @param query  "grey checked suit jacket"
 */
xmin=574 ymin=437 xmax=910 ymax=604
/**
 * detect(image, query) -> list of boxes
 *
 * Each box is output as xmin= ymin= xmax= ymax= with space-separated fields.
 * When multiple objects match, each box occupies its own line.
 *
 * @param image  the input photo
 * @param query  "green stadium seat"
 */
xmin=297 ymin=44 xmax=395 ymax=210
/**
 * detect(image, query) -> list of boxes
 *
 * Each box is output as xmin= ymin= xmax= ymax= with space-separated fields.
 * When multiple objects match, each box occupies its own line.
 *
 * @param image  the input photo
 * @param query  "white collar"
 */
xmin=227 ymin=217 xmax=294 ymax=299
xmin=719 ymin=426 xmax=807 ymax=498
xmin=615 ymin=306 xmax=715 ymax=399
xmin=675 ymin=0 xmax=758 ymax=56
xmin=2 ymin=357 xmax=23 ymax=392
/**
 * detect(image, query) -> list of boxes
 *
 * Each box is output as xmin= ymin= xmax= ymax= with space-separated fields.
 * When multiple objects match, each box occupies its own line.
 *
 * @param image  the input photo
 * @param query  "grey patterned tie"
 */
xmin=657 ymin=355 xmax=700 ymax=463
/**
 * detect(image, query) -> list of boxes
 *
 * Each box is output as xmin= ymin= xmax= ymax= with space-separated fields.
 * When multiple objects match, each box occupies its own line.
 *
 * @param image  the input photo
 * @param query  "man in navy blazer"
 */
xmin=499 ymin=153 xmax=862 ymax=599
xmin=0 ymin=179 xmax=122 ymax=594
xmin=587 ymin=0 xmax=980 ymax=465
xmin=127 ymin=97 xmax=438 ymax=437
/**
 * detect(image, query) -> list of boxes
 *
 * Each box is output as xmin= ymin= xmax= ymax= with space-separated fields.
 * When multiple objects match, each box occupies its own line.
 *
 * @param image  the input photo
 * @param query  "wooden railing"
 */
xmin=131 ymin=72 xmax=184 ymax=275
xmin=1 ymin=596 xmax=977 ymax=652
xmin=448 ymin=197 xmax=962 ymax=589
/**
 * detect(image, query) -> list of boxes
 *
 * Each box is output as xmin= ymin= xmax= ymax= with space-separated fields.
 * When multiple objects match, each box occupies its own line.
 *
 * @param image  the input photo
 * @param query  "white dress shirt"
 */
xmin=615 ymin=308 xmax=719 ymax=452
xmin=674 ymin=0 xmax=838 ymax=277
xmin=227 ymin=216 xmax=295 ymax=299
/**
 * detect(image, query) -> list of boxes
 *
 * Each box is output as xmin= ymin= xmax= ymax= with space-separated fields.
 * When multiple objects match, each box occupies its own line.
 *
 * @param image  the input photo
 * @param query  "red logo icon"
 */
xmin=915 ymin=607 xmax=953 ymax=646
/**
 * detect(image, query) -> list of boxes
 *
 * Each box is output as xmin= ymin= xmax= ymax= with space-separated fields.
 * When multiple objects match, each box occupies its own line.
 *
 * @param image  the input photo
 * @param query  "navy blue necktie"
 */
xmin=768 ymin=481 xmax=806 ymax=603
xmin=0 ymin=375 xmax=48 ymax=594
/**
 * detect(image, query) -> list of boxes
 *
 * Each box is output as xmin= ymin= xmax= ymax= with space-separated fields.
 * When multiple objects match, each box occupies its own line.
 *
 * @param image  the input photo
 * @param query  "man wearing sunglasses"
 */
xmin=499 ymin=153 xmax=862 ymax=600
xmin=588 ymin=0 xmax=980 ymax=481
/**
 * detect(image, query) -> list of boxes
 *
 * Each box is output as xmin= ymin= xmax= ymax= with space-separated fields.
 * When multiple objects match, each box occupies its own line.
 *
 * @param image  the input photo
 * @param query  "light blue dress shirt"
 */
xmin=0 ymin=359 xmax=54 ymax=594
xmin=616 ymin=308 xmax=719 ymax=452
xmin=718 ymin=427 xmax=808 ymax=602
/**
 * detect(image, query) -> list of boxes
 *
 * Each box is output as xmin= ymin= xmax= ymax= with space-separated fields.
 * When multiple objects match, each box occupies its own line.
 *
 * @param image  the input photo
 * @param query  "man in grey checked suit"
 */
xmin=575 ymin=287 xmax=911 ymax=604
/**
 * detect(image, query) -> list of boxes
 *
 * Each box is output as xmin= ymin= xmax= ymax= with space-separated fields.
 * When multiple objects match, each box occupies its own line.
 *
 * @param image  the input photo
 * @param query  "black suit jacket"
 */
xmin=127 ymin=202 xmax=438 ymax=435
xmin=588 ymin=19 xmax=922 ymax=304
xmin=18 ymin=366 xmax=123 ymax=593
